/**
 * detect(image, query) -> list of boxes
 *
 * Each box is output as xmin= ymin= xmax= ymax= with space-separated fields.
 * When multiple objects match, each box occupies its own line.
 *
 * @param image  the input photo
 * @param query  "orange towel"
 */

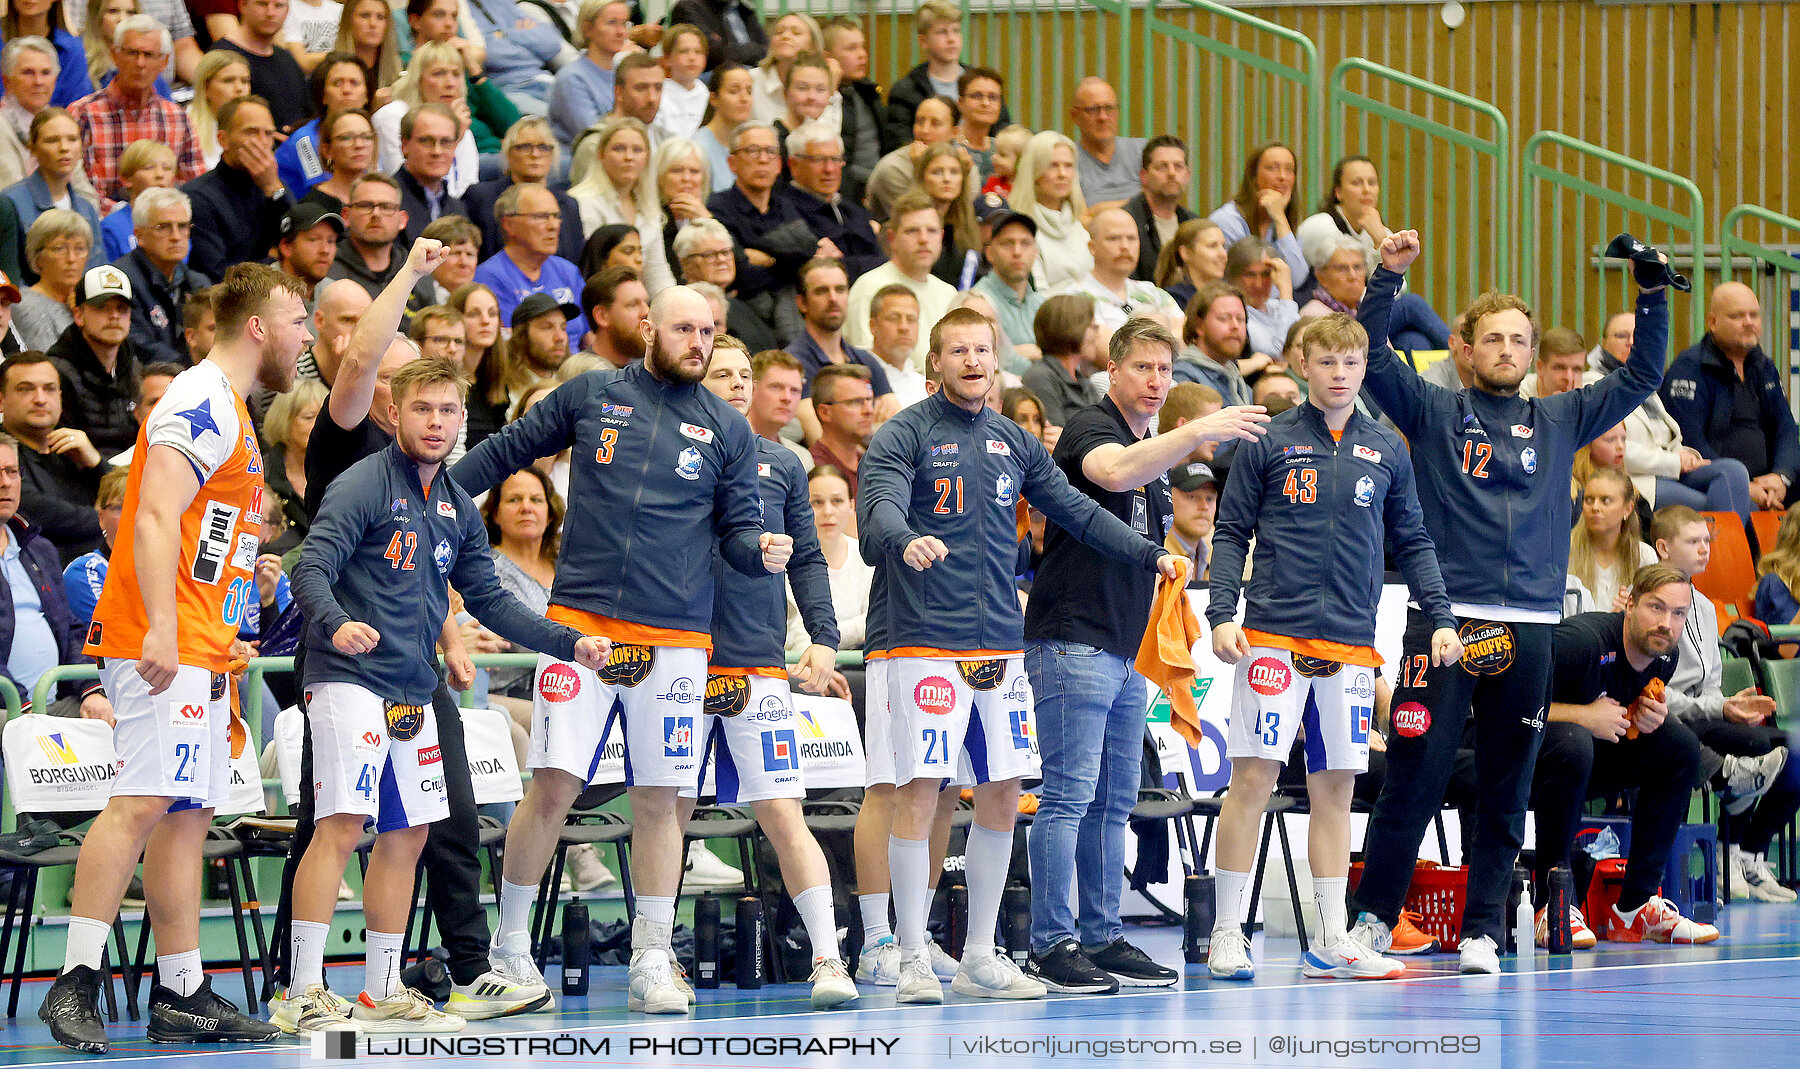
xmin=1136 ymin=557 xmax=1206 ymax=748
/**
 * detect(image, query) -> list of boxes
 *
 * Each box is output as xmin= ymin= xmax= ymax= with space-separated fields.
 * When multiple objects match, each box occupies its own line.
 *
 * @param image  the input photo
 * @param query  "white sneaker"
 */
xmin=1734 ymin=847 xmax=1797 ymax=903
xmin=268 ymin=985 xmax=358 ymax=1035
xmin=1722 ymin=748 xmax=1787 ymax=816
xmin=337 ymin=878 xmax=355 ymax=902
xmin=895 ymin=955 xmax=942 ymax=1004
xmin=351 ymin=989 xmax=465 ymax=1033
xmin=1348 ymin=913 xmax=1393 ymax=954
xmin=950 ymin=950 xmax=1045 ymax=1000
xmin=627 ymin=950 xmax=690 ymax=1014
xmin=928 ymin=941 xmax=960 ymax=981
xmin=683 ymin=843 xmax=744 ymax=889
xmin=565 ymin=844 xmax=617 ymax=892
xmin=487 ymin=931 xmax=554 ymax=1012
xmin=446 ymin=968 xmax=552 ymax=1020
xmin=808 ymin=957 xmax=858 ymax=1009
xmin=1206 ymin=926 xmax=1254 ymax=980
xmin=855 ymin=936 xmax=900 ymax=986
xmin=1458 ymin=935 xmax=1499 ymax=975
xmin=1301 ymin=935 xmax=1404 ymax=980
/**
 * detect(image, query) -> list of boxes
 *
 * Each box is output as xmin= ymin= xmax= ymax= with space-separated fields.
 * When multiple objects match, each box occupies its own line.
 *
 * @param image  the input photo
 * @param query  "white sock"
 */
xmin=62 ymin=916 xmax=111 ymax=973
xmin=1313 ymin=876 xmax=1348 ymax=943
xmin=1214 ymin=867 xmax=1251 ymax=931
xmin=887 ymin=835 xmax=931 ymax=961
xmin=364 ymin=931 xmax=404 ymax=1001
xmin=158 ymin=948 xmax=203 ymax=997
xmin=633 ymin=896 xmax=676 ymax=952
xmin=962 ymin=823 xmax=1014 ymax=960
xmin=859 ymin=892 xmax=892 ymax=947
xmin=792 ymin=885 xmax=841 ymax=963
xmin=496 ymin=879 xmax=536 ymax=944
xmin=290 ymin=920 xmax=330 ymax=991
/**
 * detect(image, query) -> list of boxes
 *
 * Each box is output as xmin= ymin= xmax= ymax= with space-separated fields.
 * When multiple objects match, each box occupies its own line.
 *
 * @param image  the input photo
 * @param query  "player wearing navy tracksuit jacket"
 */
xmin=1347 ymin=235 xmax=1670 ymax=967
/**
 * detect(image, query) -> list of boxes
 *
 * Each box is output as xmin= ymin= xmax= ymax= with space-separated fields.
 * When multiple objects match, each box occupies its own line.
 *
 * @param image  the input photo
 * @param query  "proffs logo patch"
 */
xmin=597 ymin=644 xmax=655 ymax=687
xmin=1292 ymin=656 xmax=1341 ymax=678
xmin=704 ymin=673 xmax=751 ymax=717
xmin=914 ymin=676 xmax=956 ymax=716
xmin=1247 ymin=657 xmax=1292 ymax=697
xmin=384 ymin=702 xmax=425 ymax=742
xmin=957 ymin=659 xmax=1005 ymax=691
xmin=538 ymin=662 xmax=582 ymax=703
xmin=1458 ymin=620 xmax=1516 ymax=676
xmin=1393 ymin=701 xmax=1432 ymax=738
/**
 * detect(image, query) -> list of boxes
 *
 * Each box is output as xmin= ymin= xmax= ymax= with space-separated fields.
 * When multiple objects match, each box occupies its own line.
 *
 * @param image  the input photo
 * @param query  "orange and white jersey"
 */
xmin=85 ymin=361 xmax=265 ymax=673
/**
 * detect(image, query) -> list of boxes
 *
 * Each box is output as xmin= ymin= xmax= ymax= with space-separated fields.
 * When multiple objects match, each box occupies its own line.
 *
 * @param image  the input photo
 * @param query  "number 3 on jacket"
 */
xmin=595 ymin=428 xmax=618 ymax=465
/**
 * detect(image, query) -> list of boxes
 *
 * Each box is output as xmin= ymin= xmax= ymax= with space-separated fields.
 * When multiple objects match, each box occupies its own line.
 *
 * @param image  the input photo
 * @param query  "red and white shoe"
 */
xmin=1604 ymin=896 xmax=1719 ymax=944
xmin=1534 ymin=905 xmax=1598 ymax=949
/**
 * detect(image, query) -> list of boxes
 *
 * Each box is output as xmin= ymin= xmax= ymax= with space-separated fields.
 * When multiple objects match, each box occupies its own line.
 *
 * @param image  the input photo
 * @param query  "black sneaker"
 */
xmin=147 ymin=977 xmax=281 ymax=1044
xmin=1023 ymin=939 xmax=1118 ymax=994
xmin=1086 ymin=938 xmax=1179 ymax=987
xmin=40 ymin=964 xmax=108 ymax=1053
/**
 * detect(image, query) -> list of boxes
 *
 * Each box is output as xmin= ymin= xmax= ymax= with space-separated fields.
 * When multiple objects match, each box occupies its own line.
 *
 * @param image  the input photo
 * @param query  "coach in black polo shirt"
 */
xmin=1531 ymin=562 xmax=1715 ymax=945
xmin=1019 ymin=316 xmax=1266 ymax=994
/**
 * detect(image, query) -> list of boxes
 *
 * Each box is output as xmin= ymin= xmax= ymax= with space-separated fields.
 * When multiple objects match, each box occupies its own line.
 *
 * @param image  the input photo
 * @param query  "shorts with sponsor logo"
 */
xmin=679 ymin=673 xmax=807 ymax=804
xmin=529 ymin=646 xmax=709 ymax=789
xmin=304 ymin=681 xmax=448 ymax=831
xmin=885 ymin=656 xmax=1039 ymax=786
xmin=864 ymin=659 xmax=972 ymax=788
xmin=1226 ymin=647 xmax=1374 ymax=774
xmin=102 ymin=659 xmax=232 ymax=811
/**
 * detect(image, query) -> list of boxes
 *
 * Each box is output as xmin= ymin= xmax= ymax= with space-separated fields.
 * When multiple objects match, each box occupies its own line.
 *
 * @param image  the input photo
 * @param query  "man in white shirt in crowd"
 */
xmin=843 ymin=191 xmax=955 ymax=373
xmin=867 ymin=285 xmax=928 ymax=409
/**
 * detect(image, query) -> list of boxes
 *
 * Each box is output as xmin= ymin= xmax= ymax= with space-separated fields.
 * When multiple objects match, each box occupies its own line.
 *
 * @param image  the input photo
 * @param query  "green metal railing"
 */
xmin=1328 ymin=58 xmax=1511 ymax=313
xmin=1720 ymin=205 xmax=1800 ymax=377
xmin=1138 ymin=0 xmax=1323 ymax=211
xmin=1521 ymin=131 xmax=1707 ymax=345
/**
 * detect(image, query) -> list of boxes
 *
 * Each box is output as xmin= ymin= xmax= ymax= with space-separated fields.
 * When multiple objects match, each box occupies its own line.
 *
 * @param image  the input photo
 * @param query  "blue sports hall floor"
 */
xmin=2 ymin=905 xmax=1796 ymax=1068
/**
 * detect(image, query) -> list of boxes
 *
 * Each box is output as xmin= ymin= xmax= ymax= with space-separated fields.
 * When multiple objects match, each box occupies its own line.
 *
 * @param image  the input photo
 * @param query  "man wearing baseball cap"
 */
xmin=115 ymin=187 xmax=212 ymax=366
xmin=970 ymin=201 xmax=1044 ymax=360
xmin=1167 ymin=460 xmax=1220 ymax=586
xmin=508 ymin=292 xmax=579 ymax=379
xmin=275 ymin=203 xmax=344 ymax=304
xmin=47 ymin=266 xmax=142 ymax=457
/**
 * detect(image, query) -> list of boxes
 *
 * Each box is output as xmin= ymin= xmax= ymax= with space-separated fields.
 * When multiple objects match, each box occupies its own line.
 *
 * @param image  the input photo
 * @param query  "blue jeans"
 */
xmin=1653 ymin=458 xmax=1754 ymax=526
xmin=1024 ymin=640 xmax=1146 ymax=951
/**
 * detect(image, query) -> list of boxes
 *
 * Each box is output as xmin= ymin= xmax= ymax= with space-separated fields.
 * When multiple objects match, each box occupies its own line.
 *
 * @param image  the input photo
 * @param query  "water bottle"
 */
xmin=944 ymin=881 xmax=968 ymax=954
xmin=694 ymin=895 xmax=721 ymax=988
xmin=1002 ymin=883 xmax=1031 ymax=964
xmin=1512 ymin=872 xmax=1534 ymax=957
xmin=1546 ymin=866 xmax=1575 ymax=954
xmin=1184 ymin=873 xmax=1216 ymax=963
xmin=561 ymin=902 xmax=589 ymax=996
xmin=734 ymin=895 xmax=764 ymax=989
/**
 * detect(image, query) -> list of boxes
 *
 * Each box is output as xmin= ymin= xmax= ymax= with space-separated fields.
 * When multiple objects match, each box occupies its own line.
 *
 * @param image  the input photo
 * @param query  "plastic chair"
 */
xmin=1751 ymin=509 xmax=1781 ymax=560
xmin=1695 ymin=512 xmax=1757 ymax=613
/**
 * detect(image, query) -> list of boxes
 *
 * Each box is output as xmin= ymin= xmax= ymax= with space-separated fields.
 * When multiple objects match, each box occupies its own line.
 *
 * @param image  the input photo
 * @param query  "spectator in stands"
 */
xmin=569 ymin=117 xmax=677 ymax=293
xmin=279 ymin=0 xmax=346 ymax=69
xmin=271 ymin=201 xmax=341 ymax=307
xmin=455 ymin=0 xmax=573 ymax=114
xmin=807 ymin=361 xmax=873 ymax=494
xmin=334 ymin=0 xmax=401 ymax=101
xmin=1520 ymin=325 xmax=1591 ymax=399
xmin=653 ymin=137 xmax=713 ymax=268
xmin=1153 ymin=217 xmax=1224 ymax=313
xmin=1210 ymin=142 xmax=1306 ymax=288
xmin=323 ymin=173 xmax=431 ymax=308
xmin=506 ymin=290 xmax=573 ymax=382
xmin=183 ymin=96 xmax=294 ymax=281
xmin=862 ymin=94 xmax=958 ymax=224
xmin=1651 ymin=505 xmax=1796 ymax=903
xmin=375 ymin=47 xmax=498 ymax=203
xmin=218 ymin=0 xmax=313 ymax=134
xmin=1249 ymin=371 xmax=1300 ymax=409
xmin=1589 ymin=310 xmax=1634 ymax=373
xmin=908 ymin=142 xmax=978 ymax=287
xmin=1166 ymin=460 xmax=1217 ymax=578
xmin=45 ymin=264 xmax=139 ymax=457
xmin=1057 ymin=206 xmax=1182 ymax=337
xmin=273 ymin=53 xmax=371 ymax=198
xmin=402 ymin=0 xmax=482 ymax=79
xmin=2 ymin=351 xmax=105 ymax=563
xmin=189 ymin=49 xmax=251 ymax=171
xmin=770 ymin=51 xmax=835 ymax=168
xmin=419 ymin=213 xmax=479 ymax=301
xmin=178 ymin=288 xmax=218 ymax=369
xmin=982 ymin=123 xmax=1028 ymax=199
xmin=1662 ymin=281 xmax=1799 ymax=510
xmin=1158 ymin=380 xmax=1223 ymax=463
xmin=708 ymin=120 xmax=806 ymax=298
xmin=787 ymin=255 xmax=892 ymax=409
xmin=473 ymin=181 xmax=588 ymax=350
xmin=671 ymin=0 xmax=766 ymax=72
xmin=1122 ymin=134 xmax=1193 ymax=282
xmin=1297 ymin=154 xmax=1390 ymax=279
xmin=749 ymin=349 xmax=812 ymax=467
xmin=1299 ymin=230 xmax=1368 ymax=320
xmin=1569 ymin=467 xmax=1656 ymax=611
xmin=79 ymin=0 xmax=145 ymax=98
xmin=1755 ymin=503 xmax=1800 ymax=625
xmin=956 ymin=67 xmax=1005 ymax=180
xmin=1421 ymin=310 xmax=1471 ymax=390
xmin=1022 ymin=292 xmax=1102 ymax=427
xmin=12 ymin=211 xmax=90 ymax=351
xmin=844 ymin=192 xmax=953 ymax=370
xmin=480 ymin=465 xmax=565 ymax=717
xmin=0 ymin=38 xmax=70 ymax=191
xmin=261 ymin=376 xmax=324 ymax=542
xmin=1173 ymin=281 xmax=1252 ymax=405
xmin=0 ymin=1 xmax=90 ymax=108
xmin=1609 ymin=320 xmax=1754 ymax=525
xmin=115 ymin=187 xmax=210 ymax=365
xmin=970 ymin=204 xmax=1042 ymax=358
xmin=657 ymin=23 xmax=710 ymax=141
xmin=868 ymin=284 xmax=929 ymax=408
xmin=1067 ymin=76 xmax=1141 ymax=210
xmin=407 ymin=301 xmax=465 ymax=363
xmin=824 ymin=18 xmax=882 ymax=200
xmin=1225 ymin=236 xmax=1298 ymax=360
xmin=297 ymin=277 xmax=362 ymax=384
xmin=299 ymin=106 xmax=375 ymax=213
xmin=1532 ymin=564 xmax=1716 ymax=944
xmin=447 ymin=280 xmax=508 ymax=446
xmin=576 ymin=264 xmax=645 ymax=368
xmin=68 ymin=17 xmax=202 ymax=207
xmin=548 ymin=0 xmax=630 ymax=147
xmin=788 ymin=462 xmax=867 ymax=653
xmin=692 ymin=61 xmax=754 ymax=192
xmin=97 ymin=140 xmax=174 ymax=261
xmin=750 ymin=12 xmax=831 ymax=128
xmin=391 ymin=103 xmax=466 ymax=244
xmin=0 ymin=108 xmax=103 ymax=283
xmin=60 ymin=466 xmax=125 ymax=631
xmin=883 ymin=1 xmax=1007 ymax=148
xmin=464 ymin=115 xmax=581 ymax=264
xmin=1011 ymin=130 xmax=1090 ymax=292
xmin=672 ymin=218 xmax=775 ymax=350
xmin=781 ymin=122 xmax=883 ymax=279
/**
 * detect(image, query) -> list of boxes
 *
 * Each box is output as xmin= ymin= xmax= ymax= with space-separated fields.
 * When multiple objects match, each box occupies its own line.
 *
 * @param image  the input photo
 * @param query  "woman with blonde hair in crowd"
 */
xmin=909 ymin=141 xmax=978 ymax=287
xmin=375 ymin=40 xmax=516 ymax=194
xmin=1209 ymin=141 xmax=1308 ymax=288
xmin=190 ymin=49 xmax=251 ymax=169
xmin=568 ymin=116 xmax=675 ymax=292
xmin=298 ymin=106 xmax=375 ymax=212
xmin=98 ymin=139 xmax=173 ymax=260
xmin=262 ymin=378 xmax=327 ymax=540
xmin=652 ymin=135 xmax=711 ymax=272
xmin=11 ymin=209 xmax=90 ymax=349
xmin=335 ymin=0 xmax=402 ymax=102
xmin=691 ymin=60 xmax=754 ymax=191
xmin=1568 ymin=465 xmax=1655 ymax=612
xmin=752 ymin=10 xmax=838 ymax=131
xmin=1009 ymin=129 xmax=1089 ymax=291
xmin=1755 ymin=505 xmax=1800 ymax=625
